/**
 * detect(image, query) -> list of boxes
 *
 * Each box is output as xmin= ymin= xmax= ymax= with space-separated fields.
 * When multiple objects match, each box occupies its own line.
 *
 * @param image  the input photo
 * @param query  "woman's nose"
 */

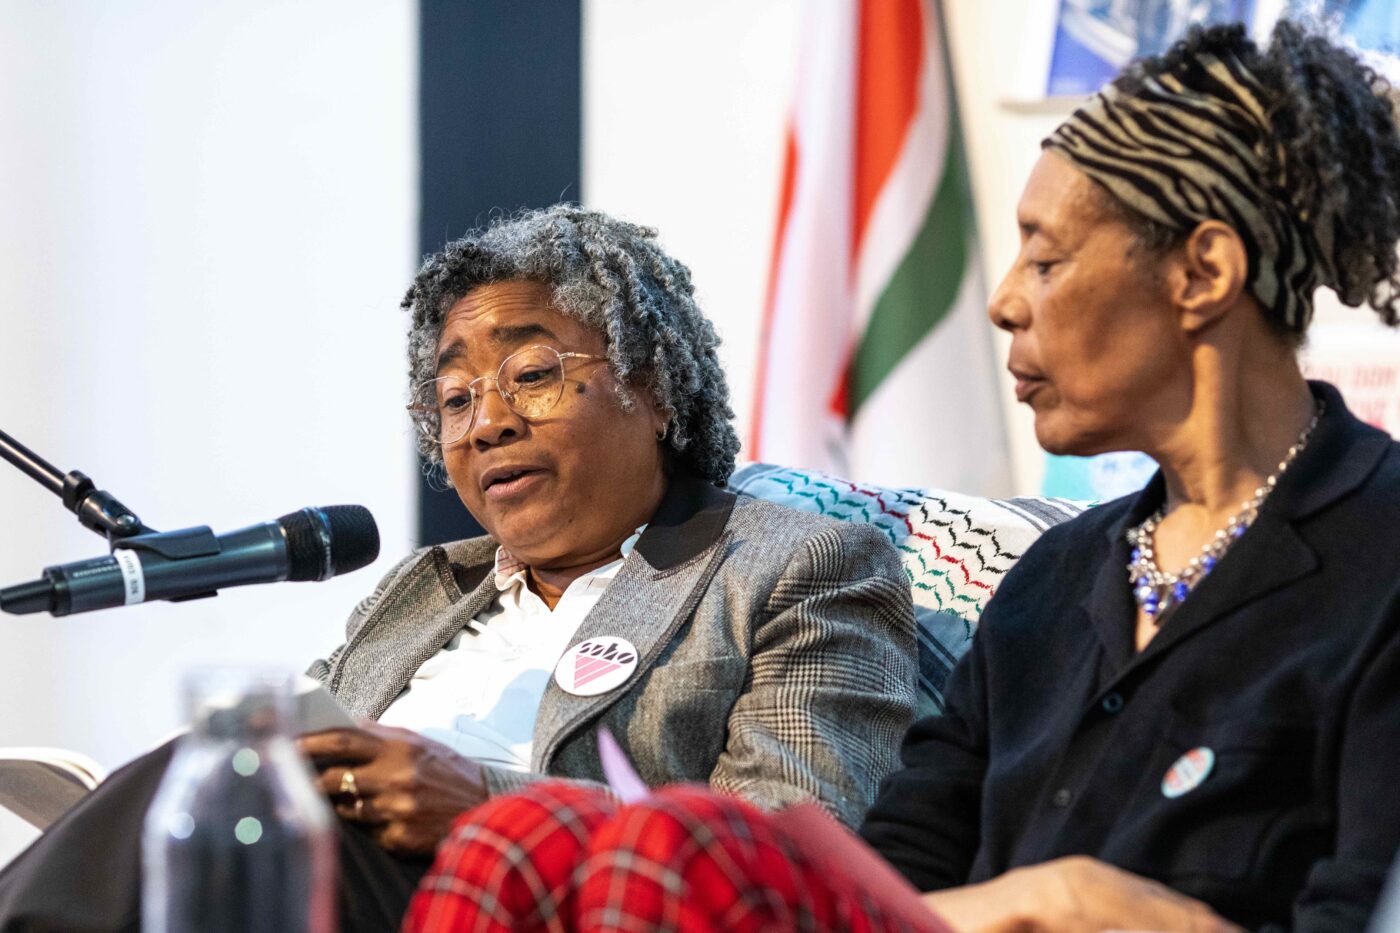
xmin=468 ymin=384 xmax=523 ymax=448
xmin=987 ymin=270 xmax=1027 ymax=332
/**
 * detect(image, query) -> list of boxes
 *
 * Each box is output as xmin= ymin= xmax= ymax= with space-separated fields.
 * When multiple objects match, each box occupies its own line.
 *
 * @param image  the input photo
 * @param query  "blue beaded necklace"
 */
xmin=1125 ymin=400 xmax=1323 ymax=624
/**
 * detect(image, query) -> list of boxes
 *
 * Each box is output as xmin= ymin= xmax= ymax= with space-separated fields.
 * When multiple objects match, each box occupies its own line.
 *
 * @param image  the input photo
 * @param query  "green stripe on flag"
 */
xmin=848 ymin=121 xmax=974 ymax=419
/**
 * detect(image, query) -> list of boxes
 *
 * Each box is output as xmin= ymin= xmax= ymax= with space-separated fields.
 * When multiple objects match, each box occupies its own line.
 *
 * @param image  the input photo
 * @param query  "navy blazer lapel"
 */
xmin=1081 ymin=543 xmax=1139 ymax=672
xmin=532 ymin=472 xmax=736 ymax=771
xmin=1079 ymin=492 xmax=1316 ymax=671
xmin=1138 ymin=385 xmax=1386 ymax=660
xmin=1090 ymin=382 xmax=1387 ymax=675
xmin=1269 ymin=382 xmax=1391 ymax=522
xmin=1135 ymin=514 xmax=1317 ymax=665
xmin=1081 ymin=479 xmax=1160 ymax=670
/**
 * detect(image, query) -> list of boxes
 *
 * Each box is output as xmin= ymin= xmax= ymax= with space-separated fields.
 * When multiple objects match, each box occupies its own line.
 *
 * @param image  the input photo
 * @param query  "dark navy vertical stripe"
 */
xmin=415 ymin=0 xmax=582 ymax=546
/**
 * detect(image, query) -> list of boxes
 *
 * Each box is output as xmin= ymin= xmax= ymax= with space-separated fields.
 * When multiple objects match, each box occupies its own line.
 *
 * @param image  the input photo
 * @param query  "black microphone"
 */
xmin=0 ymin=506 xmax=380 ymax=617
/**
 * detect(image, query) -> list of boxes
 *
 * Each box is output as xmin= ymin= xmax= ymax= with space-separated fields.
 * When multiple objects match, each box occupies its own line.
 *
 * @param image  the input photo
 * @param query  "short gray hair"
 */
xmin=402 ymin=205 xmax=740 ymax=486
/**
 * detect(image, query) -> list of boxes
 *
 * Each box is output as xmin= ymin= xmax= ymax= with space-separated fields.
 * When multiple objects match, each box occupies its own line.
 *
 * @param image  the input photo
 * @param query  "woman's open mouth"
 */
xmin=481 ymin=467 xmax=547 ymax=500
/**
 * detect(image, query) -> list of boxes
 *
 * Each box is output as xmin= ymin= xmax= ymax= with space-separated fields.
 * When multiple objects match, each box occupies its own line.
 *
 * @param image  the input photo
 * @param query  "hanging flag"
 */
xmin=750 ymin=0 xmax=1009 ymax=494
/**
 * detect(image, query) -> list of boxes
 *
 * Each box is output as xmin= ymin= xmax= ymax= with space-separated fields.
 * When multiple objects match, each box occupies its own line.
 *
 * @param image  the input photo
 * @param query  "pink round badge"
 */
xmin=1161 ymin=746 xmax=1216 ymax=798
xmin=554 ymin=637 xmax=639 ymax=697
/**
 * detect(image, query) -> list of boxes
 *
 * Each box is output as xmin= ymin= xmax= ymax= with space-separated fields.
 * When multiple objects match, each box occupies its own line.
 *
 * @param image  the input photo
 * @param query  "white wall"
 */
xmin=582 ymin=0 xmax=800 ymax=458
xmin=943 ymin=2 xmax=1076 ymax=495
xmin=0 ymin=0 xmax=418 ymax=804
xmin=583 ymin=0 xmax=1069 ymax=495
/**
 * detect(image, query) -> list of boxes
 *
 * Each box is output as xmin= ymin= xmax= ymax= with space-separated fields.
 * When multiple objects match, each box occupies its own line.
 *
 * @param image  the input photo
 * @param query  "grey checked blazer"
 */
xmin=307 ymin=472 xmax=917 ymax=827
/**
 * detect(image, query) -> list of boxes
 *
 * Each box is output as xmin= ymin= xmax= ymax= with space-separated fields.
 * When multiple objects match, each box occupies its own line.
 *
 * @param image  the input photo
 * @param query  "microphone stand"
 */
xmin=0 ymin=428 xmax=156 ymax=541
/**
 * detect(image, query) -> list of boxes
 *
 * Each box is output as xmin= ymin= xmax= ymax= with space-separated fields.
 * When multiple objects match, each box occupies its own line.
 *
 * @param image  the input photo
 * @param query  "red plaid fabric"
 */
xmin=404 ymin=782 xmax=617 ymax=933
xmin=403 ymin=783 xmax=939 ymax=933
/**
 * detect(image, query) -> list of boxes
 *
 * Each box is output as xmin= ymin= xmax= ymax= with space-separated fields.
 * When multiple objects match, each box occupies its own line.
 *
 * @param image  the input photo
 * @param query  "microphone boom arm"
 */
xmin=0 ymin=428 xmax=155 ymax=540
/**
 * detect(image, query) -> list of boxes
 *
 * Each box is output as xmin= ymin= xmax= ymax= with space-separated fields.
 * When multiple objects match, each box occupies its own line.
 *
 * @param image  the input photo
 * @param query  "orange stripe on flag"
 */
xmin=750 ymin=126 xmax=800 ymax=455
xmin=852 ymin=0 xmax=924 ymax=267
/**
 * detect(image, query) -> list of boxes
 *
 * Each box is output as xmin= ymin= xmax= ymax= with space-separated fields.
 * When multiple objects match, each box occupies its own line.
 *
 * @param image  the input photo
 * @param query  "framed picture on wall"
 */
xmin=1286 ymin=0 xmax=1400 ymax=78
xmin=1016 ymin=0 xmax=1400 ymax=103
xmin=1311 ymin=0 xmax=1400 ymax=50
xmin=1047 ymin=0 xmax=1259 ymax=96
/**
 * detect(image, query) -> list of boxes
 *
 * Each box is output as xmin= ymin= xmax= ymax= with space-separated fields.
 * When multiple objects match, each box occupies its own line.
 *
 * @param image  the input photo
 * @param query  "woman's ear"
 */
xmin=652 ymin=404 xmax=673 ymax=442
xmin=1172 ymin=220 xmax=1250 ymax=335
xmin=642 ymin=393 xmax=673 ymax=442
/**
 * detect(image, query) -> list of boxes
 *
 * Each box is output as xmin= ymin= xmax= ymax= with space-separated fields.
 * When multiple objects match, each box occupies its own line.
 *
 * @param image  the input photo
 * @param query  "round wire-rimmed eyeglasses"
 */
xmin=407 ymin=345 xmax=608 ymax=447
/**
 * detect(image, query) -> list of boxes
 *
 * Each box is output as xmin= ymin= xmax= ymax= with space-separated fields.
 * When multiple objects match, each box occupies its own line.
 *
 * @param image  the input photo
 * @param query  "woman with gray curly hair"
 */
xmin=291 ymin=204 xmax=914 ymax=921
xmin=0 ymin=206 xmax=916 ymax=933
xmin=402 ymin=205 xmax=740 ymax=486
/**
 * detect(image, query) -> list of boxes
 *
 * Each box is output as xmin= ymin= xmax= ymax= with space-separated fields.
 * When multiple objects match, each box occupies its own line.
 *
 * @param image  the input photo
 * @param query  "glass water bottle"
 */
xmin=142 ymin=667 xmax=337 ymax=933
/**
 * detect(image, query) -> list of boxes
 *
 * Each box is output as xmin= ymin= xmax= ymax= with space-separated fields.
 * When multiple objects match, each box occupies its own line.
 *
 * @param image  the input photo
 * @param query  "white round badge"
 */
xmin=1161 ymin=747 xmax=1215 ymax=799
xmin=554 ymin=637 xmax=640 ymax=697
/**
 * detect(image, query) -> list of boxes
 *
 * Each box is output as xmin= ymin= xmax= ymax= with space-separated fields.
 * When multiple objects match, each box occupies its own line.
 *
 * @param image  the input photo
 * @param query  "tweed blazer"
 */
xmin=308 ymin=472 xmax=917 ymax=828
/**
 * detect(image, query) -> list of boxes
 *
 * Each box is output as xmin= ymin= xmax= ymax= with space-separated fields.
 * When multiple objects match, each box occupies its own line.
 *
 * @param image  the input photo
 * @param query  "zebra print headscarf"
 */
xmin=1045 ymin=51 xmax=1333 ymax=332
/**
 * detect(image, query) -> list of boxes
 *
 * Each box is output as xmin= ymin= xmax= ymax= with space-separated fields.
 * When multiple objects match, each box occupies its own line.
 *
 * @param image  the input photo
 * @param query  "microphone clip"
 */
xmin=1 ymin=428 xmax=155 ymax=541
xmin=63 ymin=471 xmax=153 ymax=541
xmin=112 ymin=527 xmax=221 ymax=560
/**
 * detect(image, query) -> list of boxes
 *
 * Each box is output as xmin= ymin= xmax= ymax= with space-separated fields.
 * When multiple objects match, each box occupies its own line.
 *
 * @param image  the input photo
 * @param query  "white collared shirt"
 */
xmin=376 ymin=528 xmax=644 ymax=771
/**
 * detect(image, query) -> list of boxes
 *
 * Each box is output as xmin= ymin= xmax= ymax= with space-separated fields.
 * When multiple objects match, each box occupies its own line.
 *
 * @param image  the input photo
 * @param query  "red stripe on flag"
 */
xmin=851 ymin=0 xmax=925 ymax=267
xmin=749 ymin=126 xmax=800 ymax=456
xmin=828 ymin=0 xmax=926 ymax=423
xmin=829 ymin=363 xmax=852 ymax=420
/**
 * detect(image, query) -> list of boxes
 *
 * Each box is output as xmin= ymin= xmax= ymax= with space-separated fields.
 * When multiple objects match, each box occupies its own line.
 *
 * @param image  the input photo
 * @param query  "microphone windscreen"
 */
xmin=280 ymin=505 xmax=380 ymax=581
xmin=322 ymin=505 xmax=380 ymax=575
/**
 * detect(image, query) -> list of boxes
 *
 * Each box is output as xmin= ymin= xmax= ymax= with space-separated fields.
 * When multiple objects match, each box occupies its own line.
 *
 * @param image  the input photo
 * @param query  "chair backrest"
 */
xmin=730 ymin=463 xmax=1090 ymax=717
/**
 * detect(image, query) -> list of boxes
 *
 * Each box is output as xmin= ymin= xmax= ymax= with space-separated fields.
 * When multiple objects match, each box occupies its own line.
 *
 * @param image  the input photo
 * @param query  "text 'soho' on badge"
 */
xmin=1161 ymin=746 xmax=1215 ymax=799
xmin=554 ymin=637 xmax=639 ymax=697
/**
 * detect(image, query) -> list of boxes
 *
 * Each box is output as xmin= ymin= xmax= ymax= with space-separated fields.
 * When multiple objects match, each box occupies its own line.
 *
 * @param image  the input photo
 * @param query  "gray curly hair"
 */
xmin=402 ymin=204 xmax=740 ymax=486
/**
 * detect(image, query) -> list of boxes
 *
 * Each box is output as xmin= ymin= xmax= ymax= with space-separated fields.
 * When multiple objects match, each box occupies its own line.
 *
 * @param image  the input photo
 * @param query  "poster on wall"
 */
xmin=1042 ymin=450 xmax=1158 ymax=503
xmin=1012 ymin=1 xmax=1400 ymax=102
xmin=1046 ymin=0 xmax=1259 ymax=96
xmin=1300 ymin=324 xmax=1400 ymax=436
xmin=1309 ymin=0 xmax=1400 ymax=53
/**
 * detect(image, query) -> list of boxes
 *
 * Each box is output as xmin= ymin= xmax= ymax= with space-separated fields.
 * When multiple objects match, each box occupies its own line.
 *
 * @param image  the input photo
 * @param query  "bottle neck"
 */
xmin=183 ymin=668 xmax=295 ymax=743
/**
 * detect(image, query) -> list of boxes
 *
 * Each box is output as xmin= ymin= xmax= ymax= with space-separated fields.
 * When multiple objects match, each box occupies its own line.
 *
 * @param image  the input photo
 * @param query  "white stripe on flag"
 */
xmin=849 ymin=251 xmax=1011 ymax=493
xmin=754 ymin=0 xmax=857 ymax=473
xmin=850 ymin=0 xmax=949 ymax=342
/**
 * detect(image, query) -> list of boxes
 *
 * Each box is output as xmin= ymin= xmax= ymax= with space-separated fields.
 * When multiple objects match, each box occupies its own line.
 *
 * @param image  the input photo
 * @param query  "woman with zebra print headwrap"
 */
xmin=861 ymin=19 xmax=1400 ymax=933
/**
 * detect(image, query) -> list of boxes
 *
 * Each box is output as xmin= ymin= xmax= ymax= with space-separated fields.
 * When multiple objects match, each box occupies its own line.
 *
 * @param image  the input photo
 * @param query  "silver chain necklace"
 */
xmin=1126 ymin=399 xmax=1323 ymax=624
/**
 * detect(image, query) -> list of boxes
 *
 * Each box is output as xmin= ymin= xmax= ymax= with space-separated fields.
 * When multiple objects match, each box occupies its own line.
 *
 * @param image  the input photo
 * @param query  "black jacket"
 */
xmin=861 ymin=382 xmax=1400 ymax=933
